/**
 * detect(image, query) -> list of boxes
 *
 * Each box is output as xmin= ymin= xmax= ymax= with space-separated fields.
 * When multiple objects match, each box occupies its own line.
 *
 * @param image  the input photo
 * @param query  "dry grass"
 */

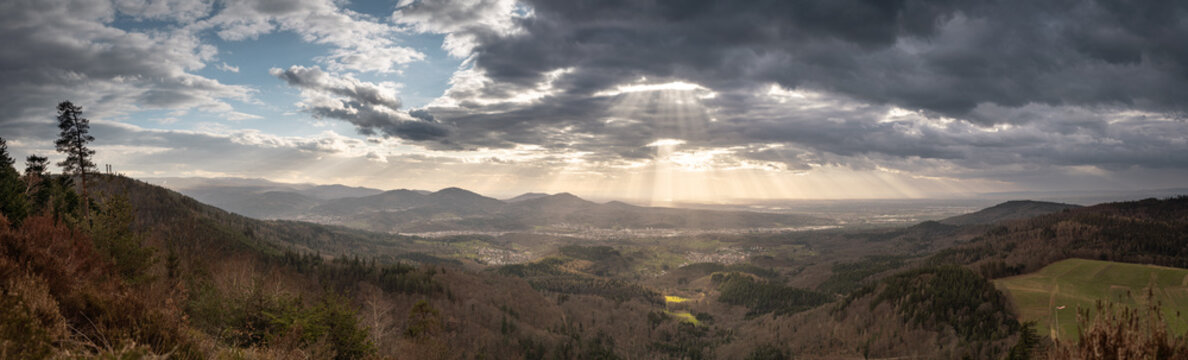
xmin=1045 ymin=291 xmax=1188 ymax=360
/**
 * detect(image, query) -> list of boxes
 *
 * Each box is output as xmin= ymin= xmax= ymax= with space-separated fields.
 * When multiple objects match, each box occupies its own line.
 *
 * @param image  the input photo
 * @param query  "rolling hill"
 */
xmin=929 ymin=196 xmax=1188 ymax=276
xmin=159 ymin=178 xmax=839 ymax=233
xmin=312 ymin=188 xmax=440 ymax=215
xmin=5 ymin=171 xmax=1187 ymax=359
xmin=504 ymin=192 xmax=550 ymax=202
xmin=149 ymin=177 xmax=386 ymax=219
xmin=939 ymin=200 xmax=1081 ymax=225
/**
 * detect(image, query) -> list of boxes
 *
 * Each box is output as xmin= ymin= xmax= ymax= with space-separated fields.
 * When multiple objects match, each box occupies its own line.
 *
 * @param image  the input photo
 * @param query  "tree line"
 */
xmin=1 ymin=101 xmax=97 ymax=225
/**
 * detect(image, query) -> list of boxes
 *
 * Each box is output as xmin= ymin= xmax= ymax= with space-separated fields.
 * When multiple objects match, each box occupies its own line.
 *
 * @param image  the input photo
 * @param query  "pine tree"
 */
xmin=23 ymin=155 xmax=48 ymax=189
xmin=24 ymin=155 xmax=50 ymax=213
xmin=0 ymin=137 xmax=30 ymax=225
xmin=90 ymin=194 xmax=155 ymax=282
xmin=54 ymin=101 xmax=96 ymax=220
xmin=46 ymin=175 xmax=81 ymax=223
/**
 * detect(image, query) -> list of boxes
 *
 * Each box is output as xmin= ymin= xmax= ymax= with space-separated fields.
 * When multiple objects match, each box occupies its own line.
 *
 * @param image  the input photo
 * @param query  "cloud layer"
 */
xmin=0 ymin=0 xmax=1185 ymax=199
xmin=451 ymin=0 xmax=1188 ymax=116
xmin=398 ymin=0 xmax=1188 ymax=191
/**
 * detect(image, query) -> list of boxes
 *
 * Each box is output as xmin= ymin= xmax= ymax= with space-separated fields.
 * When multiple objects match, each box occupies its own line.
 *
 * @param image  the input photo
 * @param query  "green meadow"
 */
xmin=994 ymin=258 xmax=1188 ymax=340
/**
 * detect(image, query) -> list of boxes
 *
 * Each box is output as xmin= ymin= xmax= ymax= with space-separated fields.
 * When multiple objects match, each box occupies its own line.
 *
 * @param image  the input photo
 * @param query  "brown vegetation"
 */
xmin=1044 ymin=293 xmax=1188 ymax=360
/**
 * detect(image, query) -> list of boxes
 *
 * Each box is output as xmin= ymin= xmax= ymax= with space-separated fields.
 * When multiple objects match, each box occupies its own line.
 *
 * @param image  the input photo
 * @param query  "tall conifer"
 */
xmin=54 ymin=101 xmax=96 ymax=219
xmin=0 ymin=138 xmax=29 ymax=224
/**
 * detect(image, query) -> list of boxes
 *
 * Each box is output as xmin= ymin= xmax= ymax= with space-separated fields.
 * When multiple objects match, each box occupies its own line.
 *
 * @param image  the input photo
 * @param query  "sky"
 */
xmin=1 ymin=0 xmax=1187 ymax=203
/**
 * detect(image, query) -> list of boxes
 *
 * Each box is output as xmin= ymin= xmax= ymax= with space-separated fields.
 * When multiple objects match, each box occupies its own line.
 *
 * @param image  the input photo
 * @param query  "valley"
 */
xmin=3 ymin=172 xmax=1187 ymax=359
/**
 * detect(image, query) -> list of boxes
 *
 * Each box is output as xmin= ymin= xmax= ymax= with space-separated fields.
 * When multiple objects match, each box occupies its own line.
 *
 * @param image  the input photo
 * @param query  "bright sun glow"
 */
xmin=594 ymin=81 xmax=711 ymax=97
xmin=645 ymin=138 xmax=686 ymax=147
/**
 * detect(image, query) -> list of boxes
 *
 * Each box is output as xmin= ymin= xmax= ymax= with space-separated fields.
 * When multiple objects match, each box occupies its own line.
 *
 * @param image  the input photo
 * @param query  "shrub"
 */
xmin=1045 ymin=294 xmax=1188 ymax=360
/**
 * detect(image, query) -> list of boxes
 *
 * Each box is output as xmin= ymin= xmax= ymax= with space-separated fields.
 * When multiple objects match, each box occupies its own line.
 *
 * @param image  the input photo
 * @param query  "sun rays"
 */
xmin=503 ymin=80 xmax=994 ymax=204
xmin=253 ymin=80 xmax=998 ymax=203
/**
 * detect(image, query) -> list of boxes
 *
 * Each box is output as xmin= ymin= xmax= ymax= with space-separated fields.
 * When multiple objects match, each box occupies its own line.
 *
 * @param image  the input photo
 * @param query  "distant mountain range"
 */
xmin=152 ymin=177 xmax=1110 ymax=235
xmin=337 ymin=189 xmax=835 ymax=233
xmin=152 ymin=177 xmax=836 ymax=232
xmin=144 ymin=177 xmax=385 ymax=219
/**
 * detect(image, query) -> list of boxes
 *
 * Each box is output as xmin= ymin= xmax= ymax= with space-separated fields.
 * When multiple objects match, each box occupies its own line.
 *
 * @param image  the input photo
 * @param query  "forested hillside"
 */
xmin=3 ymin=134 xmax=1187 ymax=358
xmin=715 ymin=197 xmax=1188 ymax=359
xmin=0 ymin=158 xmax=829 ymax=359
xmin=930 ymin=196 xmax=1188 ymax=277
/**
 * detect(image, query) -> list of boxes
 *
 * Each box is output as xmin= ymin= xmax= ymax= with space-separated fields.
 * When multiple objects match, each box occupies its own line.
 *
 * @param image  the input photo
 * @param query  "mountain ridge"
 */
xmin=156 ymin=177 xmax=836 ymax=232
xmin=939 ymin=200 xmax=1081 ymax=226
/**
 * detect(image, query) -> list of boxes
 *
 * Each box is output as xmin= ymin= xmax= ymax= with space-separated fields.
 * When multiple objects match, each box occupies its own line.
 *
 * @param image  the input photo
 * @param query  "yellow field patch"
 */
xmin=665 ymin=311 xmax=700 ymax=326
xmin=665 ymin=295 xmax=690 ymax=303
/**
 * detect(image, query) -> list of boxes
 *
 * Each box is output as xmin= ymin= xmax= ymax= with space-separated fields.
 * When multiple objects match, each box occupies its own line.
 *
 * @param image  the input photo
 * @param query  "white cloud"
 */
xmin=216 ymin=62 xmax=240 ymax=72
xmin=0 ymin=0 xmax=253 ymax=135
xmin=198 ymin=0 xmax=424 ymax=73
xmin=393 ymin=0 xmax=524 ymax=57
xmin=320 ymin=46 xmax=425 ymax=73
xmin=114 ymin=0 xmax=214 ymax=23
xmin=429 ymin=66 xmax=573 ymax=108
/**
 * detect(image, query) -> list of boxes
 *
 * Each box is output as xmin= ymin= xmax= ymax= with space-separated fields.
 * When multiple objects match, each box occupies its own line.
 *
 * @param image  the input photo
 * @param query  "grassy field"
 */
xmin=994 ymin=258 xmax=1188 ymax=340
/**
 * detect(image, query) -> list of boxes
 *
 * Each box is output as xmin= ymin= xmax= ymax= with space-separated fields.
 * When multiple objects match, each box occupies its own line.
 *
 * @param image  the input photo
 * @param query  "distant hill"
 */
xmin=147 ymin=176 xmax=385 ymax=200
xmin=92 ymin=175 xmax=417 ymax=258
xmin=505 ymin=192 xmax=550 ymax=202
xmin=157 ymin=177 xmax=837 ymax=232
xmin=939 ymin=200 xmax=1080 ymax=225
xmin=425 ymin=187 xmax=507 ymax=211
xmin=932 ymin=196 xmax=1188 ymax=275
xmin=148 ymin=176 xmax=387 ymax=219
xmin=504 ymin=193 xmax=832 ymax=230
xmin=312 ymin=189 xmax=434 ymax=215
xmin=218 ymin=190 xmax=321 ymax=219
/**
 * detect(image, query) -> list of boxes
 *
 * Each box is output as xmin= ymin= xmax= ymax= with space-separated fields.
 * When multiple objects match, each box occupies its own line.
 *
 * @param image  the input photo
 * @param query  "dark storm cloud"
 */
xmin=424 ymin=88 xmax=718 ymax=160
xmin=734 ymin=147 xmax=816 ymax=172
xmin=461 ymin=0 xmax=1188 ymax=117
xmin=271 ymin=65 xmax=450 ymax=141
xmin=274 ymin=65 xmax=404 ymax=109
xmin=399 ymin=0 xmax=1188 ymax=179
xmin=725 ymin=94 xmax=1188 ymax=172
